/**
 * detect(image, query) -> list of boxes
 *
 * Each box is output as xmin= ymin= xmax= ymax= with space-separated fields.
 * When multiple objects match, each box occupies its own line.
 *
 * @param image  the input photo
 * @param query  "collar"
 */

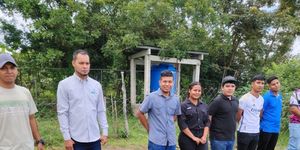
xmin=221 ymin=94 xmax=232 ymax=101
xmin=73 ymin=73 xmax=89 ymax=82
xmin=269 ymin=90 xmax=280 ymax=97
xmin=186 ymin=98 xmax=202 ymax=106
xmin=157 ymin=88 xmax=174 ymax=97
xmin=249 ymin=91 xmax=261 ymax=98
xmin=0 ymin=84 xmax=16 ymax=90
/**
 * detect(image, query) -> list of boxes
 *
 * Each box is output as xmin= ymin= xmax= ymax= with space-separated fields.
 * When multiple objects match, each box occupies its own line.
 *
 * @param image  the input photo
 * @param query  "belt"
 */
xmin=191 ymin=127 xmax=204 ymax=131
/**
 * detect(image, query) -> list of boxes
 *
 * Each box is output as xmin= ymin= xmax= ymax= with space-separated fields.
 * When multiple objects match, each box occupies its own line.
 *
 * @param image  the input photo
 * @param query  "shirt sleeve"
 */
xmin=290 ymin=91 xmax=299 ymax=106
xmin=97 ymin=84 xmax=109 ymax=136
xmin=262 ymin=93 xmax=269 ymax=110
xmin=203 ymin=105 xmax=211 ymax=127
xmin=139 ymin=95 xmax=152 ymax=113
xmin=25 ymin=88 xmax=38 ymax=115
xmin=174 ymin=98 xmax=182 ymax=115
xmin=57 ymin=81 xmax=71 ymax=140
xmin=208 ymin=99 xmax=218 ymax=116
xmin=177 ymin=103 xmax=188 ymax=130
xmin=239 ymin=95 xmax=247 ymax=110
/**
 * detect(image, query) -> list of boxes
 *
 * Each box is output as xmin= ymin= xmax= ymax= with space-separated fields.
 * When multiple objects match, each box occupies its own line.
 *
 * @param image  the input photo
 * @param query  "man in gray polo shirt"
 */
xmin=136 ymin=70 xmax=181 ymax=150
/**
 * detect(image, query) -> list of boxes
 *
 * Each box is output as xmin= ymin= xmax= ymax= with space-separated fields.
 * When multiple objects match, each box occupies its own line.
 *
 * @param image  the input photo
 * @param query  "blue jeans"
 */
xmin=148 ymin=140 xmax=176 ymax=150
xmin=73 ymin=139 xmax=101 ymax=150
xmin=210 ymin=139 xmax=235 ymax=150
xmin=287 ymin=123 xmax=300 ymax=150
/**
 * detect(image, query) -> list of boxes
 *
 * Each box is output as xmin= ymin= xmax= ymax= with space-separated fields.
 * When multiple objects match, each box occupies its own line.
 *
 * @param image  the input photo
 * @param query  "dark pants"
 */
xmin=257 ymin=130 xmax=279 ymax=150
xmin=73 ymin=139 xmax=101 ymax=150
xmin=237 ymin=132 xmax=259 ymax=150
xmin=178 ymin=130 xmax=208 ymax=150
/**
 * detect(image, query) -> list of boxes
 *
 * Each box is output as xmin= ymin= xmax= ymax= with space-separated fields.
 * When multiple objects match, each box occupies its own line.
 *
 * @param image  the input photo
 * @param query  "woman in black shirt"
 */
xmin=178 ymin=81 xmax=210 ymax=150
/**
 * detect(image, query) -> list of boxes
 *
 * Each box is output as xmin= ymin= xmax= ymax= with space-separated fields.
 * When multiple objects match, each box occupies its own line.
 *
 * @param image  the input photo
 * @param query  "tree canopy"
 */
xmin=0 ymin=0 xmax=299 ymax=86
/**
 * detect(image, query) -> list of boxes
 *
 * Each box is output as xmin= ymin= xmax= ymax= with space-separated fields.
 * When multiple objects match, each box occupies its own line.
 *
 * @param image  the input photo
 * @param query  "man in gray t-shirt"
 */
xmin=136 ymin=70 xmax=181 ymax=150
xmin=0 ymin=53 xmax=45 ymax=150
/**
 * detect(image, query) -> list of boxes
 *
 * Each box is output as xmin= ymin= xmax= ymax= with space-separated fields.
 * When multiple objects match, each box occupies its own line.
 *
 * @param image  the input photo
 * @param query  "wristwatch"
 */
xmin=36 ymin=139 xmax=45 ymax=145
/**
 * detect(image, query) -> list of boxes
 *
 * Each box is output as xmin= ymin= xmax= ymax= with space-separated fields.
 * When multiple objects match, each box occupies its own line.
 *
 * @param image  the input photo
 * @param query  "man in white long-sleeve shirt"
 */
xmin=57 ymin=49 xmax=108 ymax=150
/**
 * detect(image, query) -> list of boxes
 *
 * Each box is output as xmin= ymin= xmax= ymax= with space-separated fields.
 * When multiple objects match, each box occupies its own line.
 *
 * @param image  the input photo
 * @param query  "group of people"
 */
xmin=137 ymin=70 xmax=300 ymax=150
xmin=1 ymin=50 xmax=108 ymax=150
xmin=0 ymin=50 xmax=299 ymax=150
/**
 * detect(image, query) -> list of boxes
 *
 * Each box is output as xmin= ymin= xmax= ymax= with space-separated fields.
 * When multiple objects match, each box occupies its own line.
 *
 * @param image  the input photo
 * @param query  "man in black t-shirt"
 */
xmin=208 ymin=76 xmax=239 ymax=150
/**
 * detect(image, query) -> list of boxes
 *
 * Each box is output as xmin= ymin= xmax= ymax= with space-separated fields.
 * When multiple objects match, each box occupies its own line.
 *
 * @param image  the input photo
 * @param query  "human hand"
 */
xmin=100 ymin=136 xmax=108 ymax=145
xmin=192 ymin=137 xmax=201 ymax=145
xmin=64 ymin=139 xmax=74 ymax=150
xmin=37 ymin=143 xmax=45 ymax=150
xmin=200 ymin=136 xmax=207 ymax=144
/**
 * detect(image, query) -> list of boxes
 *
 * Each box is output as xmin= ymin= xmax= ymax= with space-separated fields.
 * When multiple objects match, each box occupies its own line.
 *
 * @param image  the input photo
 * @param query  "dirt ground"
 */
xmin=48 ymin=144 xmax=285 ymax=150
xmin=48 ymin=145 xmax=147 ymax=150
xmin=102 ymin=145 xmax=146 ymax=150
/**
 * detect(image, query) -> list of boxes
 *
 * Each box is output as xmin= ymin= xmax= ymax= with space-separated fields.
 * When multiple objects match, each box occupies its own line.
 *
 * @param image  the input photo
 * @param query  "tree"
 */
xmin=0 ymin=0 xmax=299 ymax=88
xmin=265 ymin=56 xmax=300 ymax=92
xmin=203 ymin=0 xmax=300 ymax=85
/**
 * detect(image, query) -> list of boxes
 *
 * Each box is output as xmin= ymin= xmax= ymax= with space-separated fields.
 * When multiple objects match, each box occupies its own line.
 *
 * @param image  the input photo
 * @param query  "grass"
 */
xmin=37 ymin=116 xmax=149 ymax=150
xmin=276 ymin=132 xmax=289 ymax=149
xmin=37 ymin=118 xmax=64 ymax=149
xmin=37 ymin=116 xmax=289 ymax=150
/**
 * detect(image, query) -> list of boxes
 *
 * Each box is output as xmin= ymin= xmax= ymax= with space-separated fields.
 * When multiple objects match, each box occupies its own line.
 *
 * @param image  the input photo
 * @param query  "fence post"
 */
xmin=121 ymin=71 xmax=129 ymax=137
xmin=110 ymin=95 xmax=116 ymax=135
xmin=114 ymin=100 xmax=118 ymax=134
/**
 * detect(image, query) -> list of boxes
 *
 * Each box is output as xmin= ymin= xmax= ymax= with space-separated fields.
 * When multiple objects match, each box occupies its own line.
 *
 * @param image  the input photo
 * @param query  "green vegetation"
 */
xmin=277 ymin=132 xmax=289 ymax=149
xmin=37 ymin=116 xmax=148 ymax=150
xmin=37 ymin=118 xmax=64 ymax=149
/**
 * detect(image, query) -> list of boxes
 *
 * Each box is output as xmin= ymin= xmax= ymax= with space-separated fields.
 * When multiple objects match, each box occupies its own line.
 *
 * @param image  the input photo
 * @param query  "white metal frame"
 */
xmin=129 ymin=46 xmax=207 ymax=109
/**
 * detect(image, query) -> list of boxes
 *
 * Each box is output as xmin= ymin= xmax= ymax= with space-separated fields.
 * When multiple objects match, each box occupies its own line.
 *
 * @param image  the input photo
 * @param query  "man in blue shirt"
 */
xmin=257 ymin=76 xmax=282 ymax=150
xmin=57 ymin=50 xmax=108 ymax=150
xmin=136 ymin=70 xmax=181 ymax=150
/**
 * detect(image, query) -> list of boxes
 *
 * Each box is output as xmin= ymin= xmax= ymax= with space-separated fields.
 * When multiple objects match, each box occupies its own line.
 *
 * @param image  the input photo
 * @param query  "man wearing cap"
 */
xmin=208 ymin=76 xmax=239 ymax=150
xmin=236 ymin=74 xmax=265 ymax=150
xmin=0 ymin=53 xmax=45 ymax=150
xmin=257 ymin=76 xmax=282 ymax=150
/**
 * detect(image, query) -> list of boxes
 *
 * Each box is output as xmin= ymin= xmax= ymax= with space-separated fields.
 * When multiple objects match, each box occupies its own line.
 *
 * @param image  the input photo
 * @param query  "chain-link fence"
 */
xmin=16 ymin=68 xmax=290 ymax=149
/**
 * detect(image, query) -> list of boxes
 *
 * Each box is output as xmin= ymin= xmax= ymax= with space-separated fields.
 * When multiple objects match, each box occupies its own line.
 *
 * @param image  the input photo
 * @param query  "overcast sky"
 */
xmin=291 ymin=36 xmax=300 ymax=55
